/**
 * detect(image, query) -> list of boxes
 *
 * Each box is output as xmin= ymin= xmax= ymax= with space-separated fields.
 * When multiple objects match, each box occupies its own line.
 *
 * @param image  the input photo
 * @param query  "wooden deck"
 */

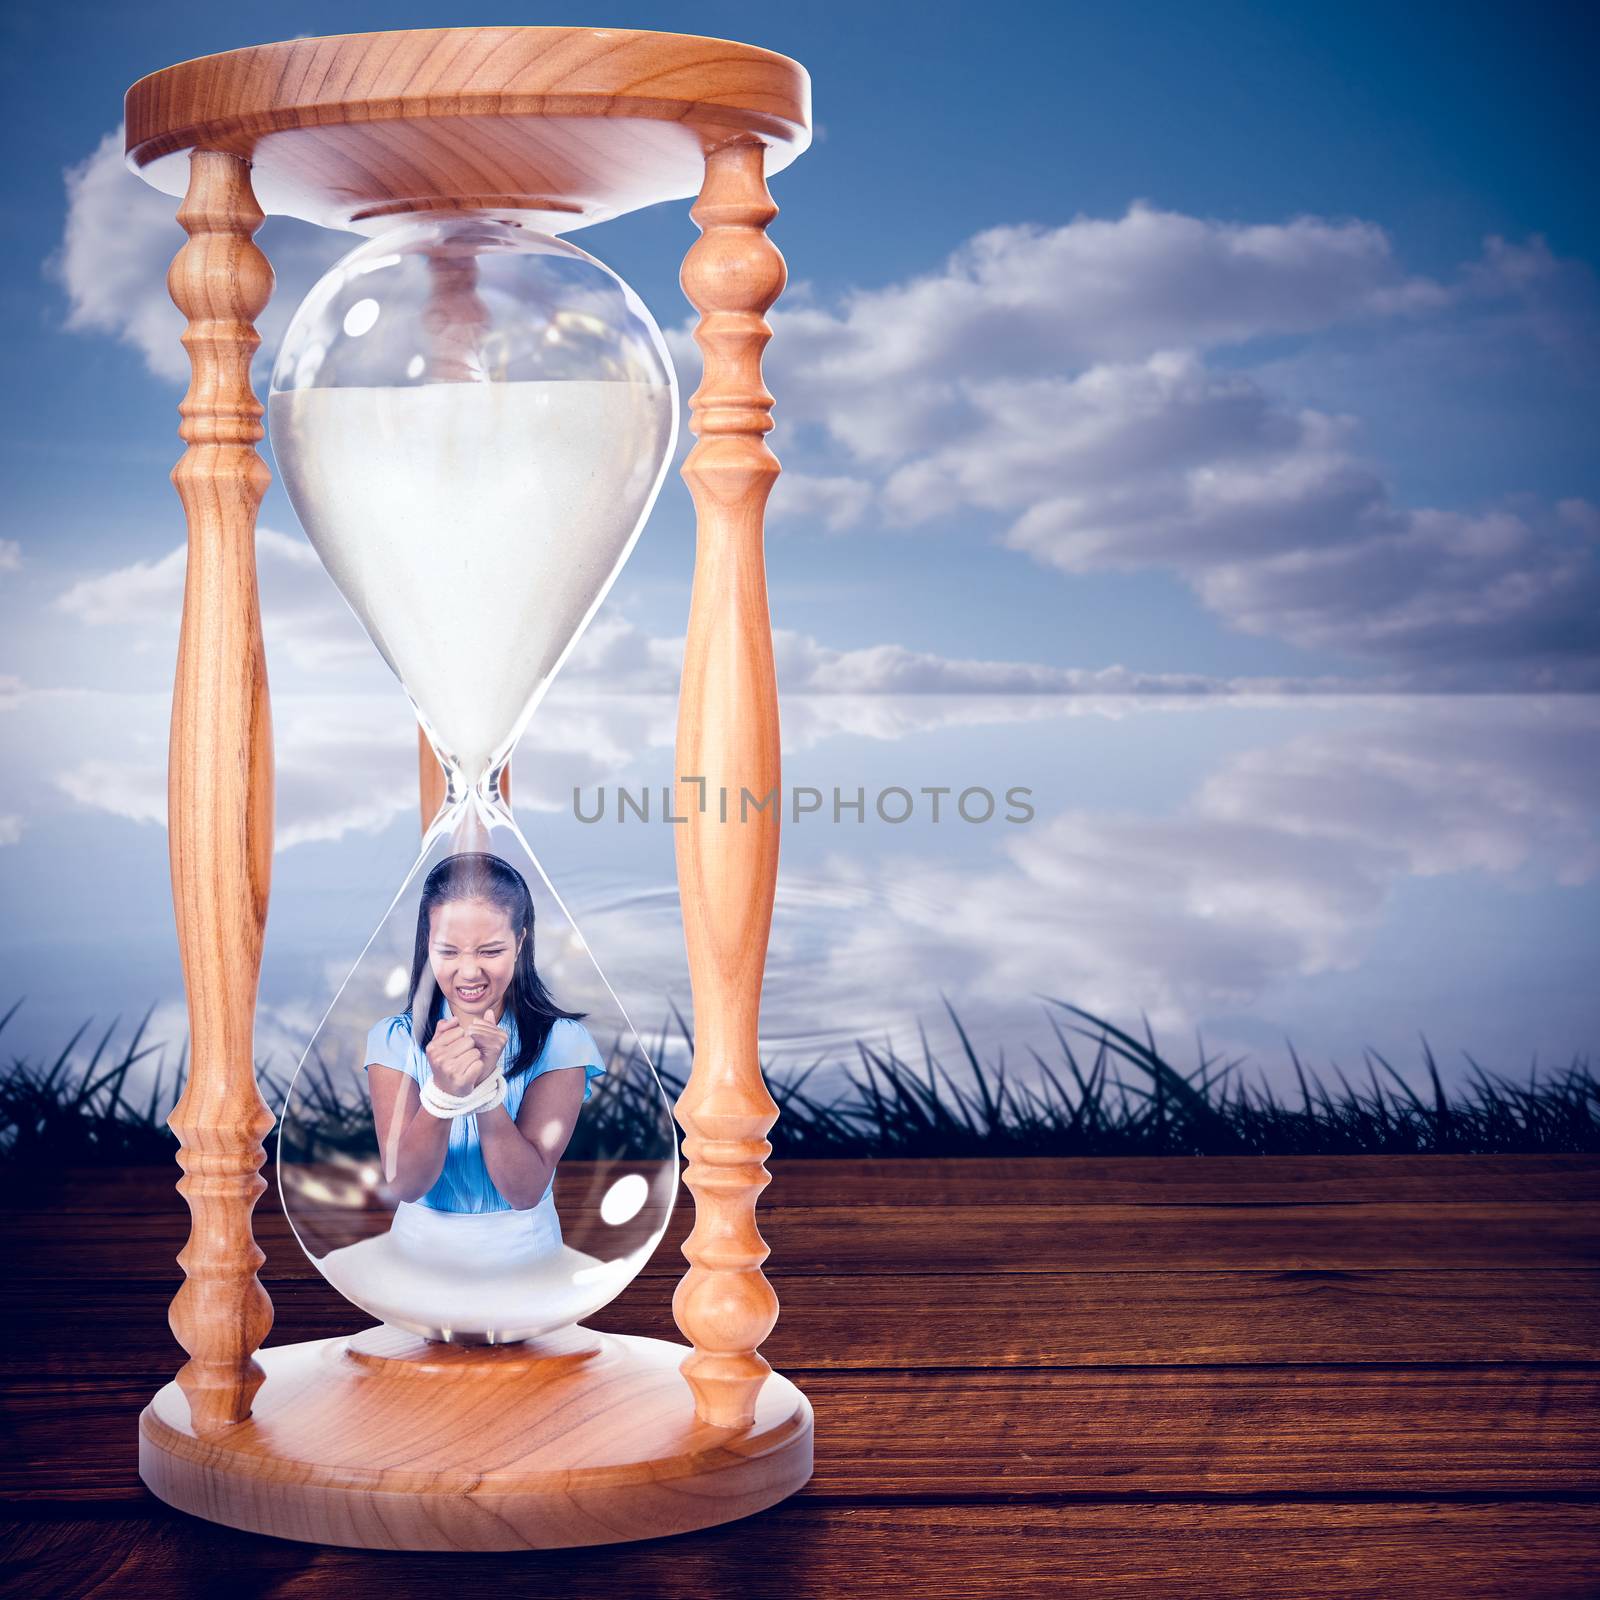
xmin=4 ymin=1155 xmax=1598 ymax=1596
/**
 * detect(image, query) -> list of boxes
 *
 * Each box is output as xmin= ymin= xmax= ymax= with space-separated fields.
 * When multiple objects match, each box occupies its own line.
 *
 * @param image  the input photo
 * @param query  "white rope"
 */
xmin=420 ymin=1066 xmax=508 ymax=1120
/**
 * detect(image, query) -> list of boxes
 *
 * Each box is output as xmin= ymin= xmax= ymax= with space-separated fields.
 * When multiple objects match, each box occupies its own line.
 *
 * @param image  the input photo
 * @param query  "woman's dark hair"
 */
xmin=405 ymin=851 xmax=585 ymax=1079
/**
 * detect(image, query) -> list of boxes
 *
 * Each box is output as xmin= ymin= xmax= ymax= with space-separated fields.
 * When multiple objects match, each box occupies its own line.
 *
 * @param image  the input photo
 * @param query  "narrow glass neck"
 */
xmin=422 ymin=760 xmax=513 ymax=849
xmin=443 ymin=761 xmax=510 ymax=809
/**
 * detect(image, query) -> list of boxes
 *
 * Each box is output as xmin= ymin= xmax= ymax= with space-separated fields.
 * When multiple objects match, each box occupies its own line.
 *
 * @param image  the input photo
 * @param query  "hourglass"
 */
xmin=124 ymin=27 xmax=811 ymax=1549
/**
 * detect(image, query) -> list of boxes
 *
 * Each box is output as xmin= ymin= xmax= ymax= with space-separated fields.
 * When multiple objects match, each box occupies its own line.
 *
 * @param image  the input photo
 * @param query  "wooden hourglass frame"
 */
xmin=125 ymin=27 xmax=812 ymax=1549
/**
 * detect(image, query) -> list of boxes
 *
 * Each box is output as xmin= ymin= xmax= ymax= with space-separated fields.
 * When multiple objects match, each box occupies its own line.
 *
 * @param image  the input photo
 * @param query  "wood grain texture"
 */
xmin=728 ymin=1152 xmax=1600 ymax=1205
xmin=8 ymin=1504 xmax=1600 ymax=1600
xmin=11 ymin=1169 xmax=1599 ymax=1381
xmin=123 ymin=27 xmax=811 ymax=233
xmin=133 ymin=1325 xmax=811 ymax=1550
xmin=670 ymin=139 xmax=792 ymax=1432
xmin=13 ymin=1154 xmax=1598 ymax=1212
xmin=21 ymin=1199 xmax=1595 ymax=1281
xmin=9 ymin=1270 xmax=1600 ymax=1381
xmin=8 ymin=1158 xmax=1597 ymax=1589
xmin=14 ymin=1365 xmax=1600 ymax=1502
xmin=163 ymin=149 xmax=277 ymax=1438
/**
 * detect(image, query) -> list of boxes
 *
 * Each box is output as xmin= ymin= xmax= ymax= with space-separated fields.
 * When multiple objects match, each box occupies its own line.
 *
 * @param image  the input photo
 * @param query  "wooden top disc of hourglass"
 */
xmin=124 ymin=26 xmax=811 ymax=232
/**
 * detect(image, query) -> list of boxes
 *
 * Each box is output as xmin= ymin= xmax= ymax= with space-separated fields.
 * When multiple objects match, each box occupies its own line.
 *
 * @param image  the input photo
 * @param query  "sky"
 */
xmin=0 ymin=0 xmax=1596 ymax=1108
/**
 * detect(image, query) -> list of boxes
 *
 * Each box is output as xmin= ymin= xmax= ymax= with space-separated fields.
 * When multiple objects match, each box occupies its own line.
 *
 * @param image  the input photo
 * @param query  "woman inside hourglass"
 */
xmin=319 ymin=849 xmax=607 ymax=1340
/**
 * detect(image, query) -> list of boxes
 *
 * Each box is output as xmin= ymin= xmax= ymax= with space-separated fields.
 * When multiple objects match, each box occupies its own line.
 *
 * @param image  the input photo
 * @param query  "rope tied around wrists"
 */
xmin=420 ymin=1066 xmax=508 ymax=1120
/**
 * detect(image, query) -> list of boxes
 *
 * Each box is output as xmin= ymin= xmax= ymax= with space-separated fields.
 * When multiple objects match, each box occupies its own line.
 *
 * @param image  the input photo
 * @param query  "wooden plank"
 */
xmin=6 ymin=1503 xmax=1599 ymax=1600
xmin=10 ymin=1203 xmax=1596 ymax=1280
xmin=732 ymin=1203 xmax=1600 ymax=1273
xmin=6 ymin=1159 xmax=1598 ymax=1590
xmin=9 ymin=1367 xmax=1597 ymax=1504
xmin=760 ymin=1154 xmax=1600 ymax=1207
xmin=10 ymin=1155 xmax=1598 ymax=1212
xmin=7 ymin=1270 xmax=1599 ymax=1376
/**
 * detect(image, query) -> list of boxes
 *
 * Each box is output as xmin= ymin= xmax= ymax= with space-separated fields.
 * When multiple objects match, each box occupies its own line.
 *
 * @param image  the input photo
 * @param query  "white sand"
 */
xmin=270 ymin=380 xmax=673 ymax=785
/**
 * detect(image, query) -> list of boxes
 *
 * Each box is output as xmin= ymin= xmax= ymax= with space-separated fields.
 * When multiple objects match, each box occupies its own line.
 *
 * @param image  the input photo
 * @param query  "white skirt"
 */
xmin=389 ymin=1194 xmax=564 ymax=1265
xmin=318 ymin=1191 xmax=599 ymax=1343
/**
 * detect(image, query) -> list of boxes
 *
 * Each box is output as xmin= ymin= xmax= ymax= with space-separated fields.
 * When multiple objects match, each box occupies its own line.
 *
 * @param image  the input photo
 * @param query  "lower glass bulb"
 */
xmin=275 ymin=777 xmax=678 ymax=1343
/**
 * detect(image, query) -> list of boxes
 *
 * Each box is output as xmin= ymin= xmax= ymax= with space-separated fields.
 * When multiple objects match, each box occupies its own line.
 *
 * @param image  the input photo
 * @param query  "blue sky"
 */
xmin=6 ymin=0 xmax=1599 ymax=683
xmin=1 ymin=1 xmax=1596 ymax=1095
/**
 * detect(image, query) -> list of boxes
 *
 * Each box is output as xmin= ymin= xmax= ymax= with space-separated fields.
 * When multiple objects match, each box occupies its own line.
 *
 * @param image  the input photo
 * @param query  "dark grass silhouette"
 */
xmin=1 ymin=993 xmax=1595 ymax=1167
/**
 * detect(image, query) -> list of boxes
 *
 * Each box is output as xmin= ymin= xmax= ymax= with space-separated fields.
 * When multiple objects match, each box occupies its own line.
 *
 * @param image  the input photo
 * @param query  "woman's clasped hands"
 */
xmin=424 ymin=1007 xmax=509 ymax=1098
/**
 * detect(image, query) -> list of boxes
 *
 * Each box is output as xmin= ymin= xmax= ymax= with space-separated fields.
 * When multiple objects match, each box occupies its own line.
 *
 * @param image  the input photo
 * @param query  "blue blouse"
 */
xmin=363 ymin=1000 xmax=606 ymax=1213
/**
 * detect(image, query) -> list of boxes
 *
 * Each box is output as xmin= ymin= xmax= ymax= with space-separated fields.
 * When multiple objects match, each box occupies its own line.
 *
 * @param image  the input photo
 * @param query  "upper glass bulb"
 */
xmin=268 ymin=215 xmax=677 ymax=788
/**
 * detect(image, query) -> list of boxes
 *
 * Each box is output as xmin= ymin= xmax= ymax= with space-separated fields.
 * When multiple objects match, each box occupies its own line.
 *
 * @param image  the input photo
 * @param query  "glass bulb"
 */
xmin=266 ymin=214 xmax=679 ymax=1343
xmin=268 ymin=214 xmax=677 ymax=787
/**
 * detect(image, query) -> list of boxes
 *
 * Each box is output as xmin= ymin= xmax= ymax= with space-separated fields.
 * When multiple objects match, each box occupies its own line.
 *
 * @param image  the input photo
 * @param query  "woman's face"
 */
xmin=428 ymin=898 xmax=522 ymax=1018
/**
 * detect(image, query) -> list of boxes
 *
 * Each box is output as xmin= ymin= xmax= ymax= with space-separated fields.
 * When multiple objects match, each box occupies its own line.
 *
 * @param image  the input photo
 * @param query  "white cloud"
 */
xmin=55 ymin=525 xmax=376 ymax=676
xmin=53 ymin=125 xmax=339 ymax=386
xmin=753 ymin=202 xmax=1449 ymax=461
xmin=54 ymin=128 xmax=187 ymax=382
xmin=693 ymin=210 xmax=1599 ymax=685
xmin=0 ymin=815 xmax=22 ymax=845
xmin=55 ymin=756 xmax=165 ymax=828
xmin=1195 ymin=704 xmax=1600 ymax=889
xmin=48 ymin=690 xmax=417 ymax=849
xmin=1181 ymin=500 xmax=1600 ymax=682
xmin=53 ymin=542 xmax=185 ymax=628
xmin=769 ymin=471 xmax=875 ymax=533
xmin=586 ymin=619 xmax=1395 ymax=699
xmin=773 ymin=628 xmax=1325 ymax=695
xmin=927 ymin=353 xmax=1600 ymax=682
xmin=761 ymin=696 xmax=1600 ymax=1055
xmin=1460 ymin=235 xmax=1600 ymax=368
xmin=33 ymin=664 xmax=1385 ymax=857
xmin=0 ymin=540 xmax=20 ymax=574
xmin=564 ymin=612 xmax=1375 ymax=699
xmin=57 ymin=530 xmax=1381 ymax=703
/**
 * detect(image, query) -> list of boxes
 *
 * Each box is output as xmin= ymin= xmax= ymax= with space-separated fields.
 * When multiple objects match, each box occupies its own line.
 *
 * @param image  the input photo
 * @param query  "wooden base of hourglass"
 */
xmin=130 ymin=27 xmax=813 ymax=1549
xmin=139 ymin=1326 xmax=813 ymax=1550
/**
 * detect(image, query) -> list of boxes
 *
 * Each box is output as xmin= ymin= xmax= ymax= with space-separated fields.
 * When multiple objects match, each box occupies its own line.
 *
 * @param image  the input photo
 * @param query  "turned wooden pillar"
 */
xmin=671 ymin=138 xmax=788 ymax=1430
xmin=164 ymin=148 xmax=276 ymax=1433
